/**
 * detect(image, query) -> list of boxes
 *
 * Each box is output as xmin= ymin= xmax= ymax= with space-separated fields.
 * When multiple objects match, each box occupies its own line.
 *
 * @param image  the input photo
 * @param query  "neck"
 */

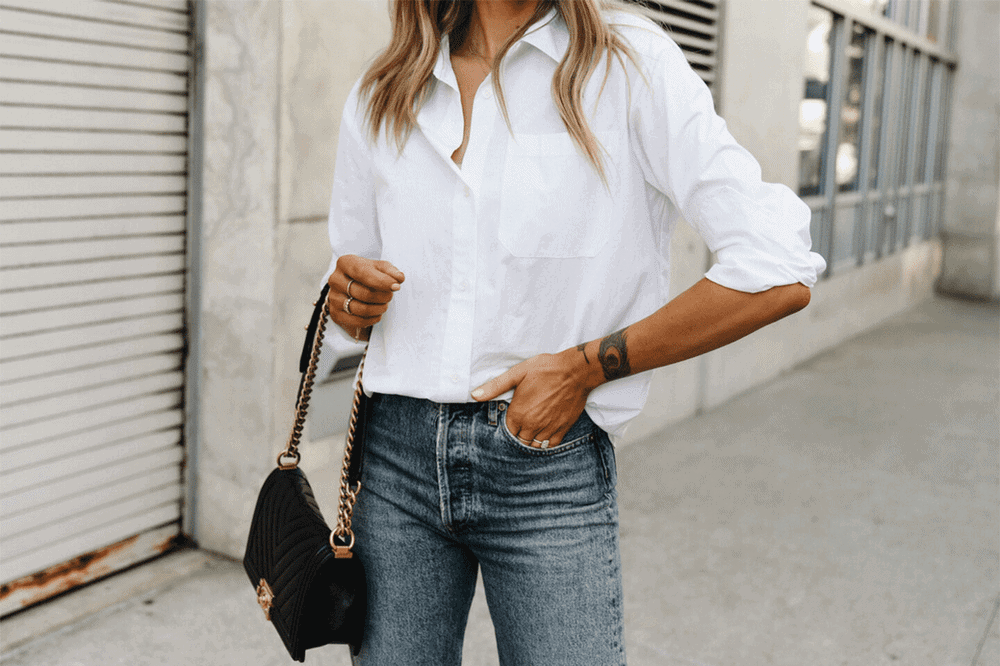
xmin=465 ymin=0 xmax=541 ymax=60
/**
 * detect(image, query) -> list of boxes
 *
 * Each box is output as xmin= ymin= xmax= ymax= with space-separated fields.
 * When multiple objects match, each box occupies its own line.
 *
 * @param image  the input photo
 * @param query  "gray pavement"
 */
xmin=2 ymin=296 xmax=997 ymax=666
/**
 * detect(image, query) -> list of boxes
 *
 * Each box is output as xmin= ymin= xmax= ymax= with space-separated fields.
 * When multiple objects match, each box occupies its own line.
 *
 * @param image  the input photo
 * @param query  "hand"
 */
xmin=327 ymin=255 xmax=404 ymax=341
xmin=471 ymin=349 xmax=600 ymax=448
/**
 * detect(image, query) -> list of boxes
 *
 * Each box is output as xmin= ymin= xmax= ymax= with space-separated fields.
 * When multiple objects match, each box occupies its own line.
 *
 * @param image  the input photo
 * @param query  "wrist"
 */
xmin=562 ymin=341 xmax=605 ymax=392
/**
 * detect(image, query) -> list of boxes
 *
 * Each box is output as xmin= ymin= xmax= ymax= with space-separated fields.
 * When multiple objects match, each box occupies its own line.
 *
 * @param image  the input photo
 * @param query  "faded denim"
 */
xmin=350 ymin=393 xmax=625 ymax=666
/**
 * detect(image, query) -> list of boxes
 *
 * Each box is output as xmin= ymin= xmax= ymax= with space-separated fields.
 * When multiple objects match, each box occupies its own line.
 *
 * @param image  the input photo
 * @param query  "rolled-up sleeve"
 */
xmin=629 ymin=34 xmax=826 ymax=292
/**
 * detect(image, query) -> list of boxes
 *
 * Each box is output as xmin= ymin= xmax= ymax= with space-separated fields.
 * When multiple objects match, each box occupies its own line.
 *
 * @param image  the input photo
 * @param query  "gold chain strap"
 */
xmin=277 ymin=300 xmax=328 ymax=470
xmin=333 ymin=350 xmax=366 ymax=547
xmin=276 ymin=297 xmax=366 ymax=555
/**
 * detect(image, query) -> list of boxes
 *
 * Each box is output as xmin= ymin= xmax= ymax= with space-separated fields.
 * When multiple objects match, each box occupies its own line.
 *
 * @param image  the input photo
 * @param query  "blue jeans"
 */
xmin=350 ymin=393 xmax=625 ymax=666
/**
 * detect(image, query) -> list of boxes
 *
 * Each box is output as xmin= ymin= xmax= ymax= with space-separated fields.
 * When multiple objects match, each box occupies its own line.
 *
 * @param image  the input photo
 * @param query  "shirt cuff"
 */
xmin=705 ymin=244 xmax=826 ymax=292
xmin=691 ymin=182 xmax=827 ymax=292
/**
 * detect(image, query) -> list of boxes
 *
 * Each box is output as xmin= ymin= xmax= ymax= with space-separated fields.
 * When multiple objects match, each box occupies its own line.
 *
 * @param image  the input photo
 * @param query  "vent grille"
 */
xmin=628 ymin=0 xmax=721 ymax=89
xmin=0 ymin=0 xmax=190 ymax=616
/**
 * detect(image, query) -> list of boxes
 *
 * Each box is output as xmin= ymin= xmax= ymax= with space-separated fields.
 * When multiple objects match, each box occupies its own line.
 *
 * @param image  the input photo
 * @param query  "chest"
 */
xmin=449 ymin=53 xmax=491 ymax=166
xmin=368 ymin=49 xmax=640 ymax=256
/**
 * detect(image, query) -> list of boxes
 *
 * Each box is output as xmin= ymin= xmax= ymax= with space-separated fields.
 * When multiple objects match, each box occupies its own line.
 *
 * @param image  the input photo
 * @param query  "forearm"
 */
xmin=571 ymin=278 xmax=811 ymax=391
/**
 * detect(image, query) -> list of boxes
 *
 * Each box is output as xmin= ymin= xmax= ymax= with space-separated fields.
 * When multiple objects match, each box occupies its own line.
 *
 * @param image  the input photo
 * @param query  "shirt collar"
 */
xmin=519 ymin=7 xmax=569 ymax=63
xmin=431 ymin=6 xmax=569 ymax=88
xmin=432 ymin=33 xmax=459 ymax=92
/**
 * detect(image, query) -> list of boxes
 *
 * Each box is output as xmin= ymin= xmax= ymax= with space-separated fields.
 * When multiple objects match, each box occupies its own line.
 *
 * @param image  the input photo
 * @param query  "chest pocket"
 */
xmin=498 ymin=132 xmax=617 ymax=259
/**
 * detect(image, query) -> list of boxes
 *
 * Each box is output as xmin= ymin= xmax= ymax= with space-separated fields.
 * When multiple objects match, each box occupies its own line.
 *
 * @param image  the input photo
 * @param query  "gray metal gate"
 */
xmin=1 ymin=0 xmax=191 ymax=615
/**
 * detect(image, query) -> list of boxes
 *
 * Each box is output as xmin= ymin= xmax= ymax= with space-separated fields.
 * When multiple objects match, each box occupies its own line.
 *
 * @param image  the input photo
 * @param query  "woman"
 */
xmin=324 ymin=0 xmax=825 ymax=663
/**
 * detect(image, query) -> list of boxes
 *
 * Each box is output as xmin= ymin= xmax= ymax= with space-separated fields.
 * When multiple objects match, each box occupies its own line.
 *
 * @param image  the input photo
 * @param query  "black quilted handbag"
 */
xmin=243 ymin=284 xmax=370 ymax=661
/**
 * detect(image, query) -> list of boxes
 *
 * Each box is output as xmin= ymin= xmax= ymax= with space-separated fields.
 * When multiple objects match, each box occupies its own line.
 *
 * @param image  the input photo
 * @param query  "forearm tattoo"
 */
xmin=598 ymin=328 xmax=631 ymax=381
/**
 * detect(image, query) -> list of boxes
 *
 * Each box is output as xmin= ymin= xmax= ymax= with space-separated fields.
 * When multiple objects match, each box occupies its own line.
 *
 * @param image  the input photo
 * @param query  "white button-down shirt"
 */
xmin=325 ymin=9 xmax=826 ymax=439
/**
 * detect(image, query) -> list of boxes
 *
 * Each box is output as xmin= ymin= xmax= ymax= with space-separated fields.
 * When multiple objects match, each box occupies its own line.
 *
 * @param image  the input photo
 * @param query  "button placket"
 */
xmin=437 ymin=176 xmax=478 ymax=397
xmin=428 ymin=67 xmax=496 ymax=399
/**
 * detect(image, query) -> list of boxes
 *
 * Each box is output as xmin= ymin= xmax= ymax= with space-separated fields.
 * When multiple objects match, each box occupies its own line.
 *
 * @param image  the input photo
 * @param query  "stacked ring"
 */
xmin=344 ymin=297 xmax=354 ymax=315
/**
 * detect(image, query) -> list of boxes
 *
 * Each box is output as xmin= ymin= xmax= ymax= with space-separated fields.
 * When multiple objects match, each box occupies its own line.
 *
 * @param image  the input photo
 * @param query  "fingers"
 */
xmin=327 ymin=288 xmax=385 ymax=325
xmin=328 ymin=270 xmax=392 ymax=305
xmin=331 ymin=308 xmax=382 ymax=331
xmin=338 ymin=295 xmax=388 ymax=319
xmin=336 ymin=255 xmax=404 ymax=293
xmin=326 ymin=255 xmax=404 ymax=339
xmin=371 ymin=259 xmax=405 ymax=284
xmin=472 ymin=366 xmax=563 ymax=448
xmin=337 ymin=274 xmax=393 ymax=304
xmin=474 ymin=353 xmax=587 ymax=449
xmin=504 ymin=415 xmax=565 ymax=449
xmin=471 ymin=365 xmax=525 ymax=401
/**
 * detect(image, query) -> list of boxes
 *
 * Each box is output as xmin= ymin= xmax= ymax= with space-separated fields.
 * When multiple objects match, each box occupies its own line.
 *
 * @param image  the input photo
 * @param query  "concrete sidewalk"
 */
xmin=2 ymin=296 xmax=997 ymax=666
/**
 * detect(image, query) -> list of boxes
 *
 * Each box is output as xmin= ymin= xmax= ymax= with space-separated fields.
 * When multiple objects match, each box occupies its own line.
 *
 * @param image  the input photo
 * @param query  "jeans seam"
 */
xmin=606 ymin=498 xmax=625 ymax=665
xmin=596 ymin=435 xmax=619 ymax=498
xmin=435 ymin=403 xmax=453 ymax=531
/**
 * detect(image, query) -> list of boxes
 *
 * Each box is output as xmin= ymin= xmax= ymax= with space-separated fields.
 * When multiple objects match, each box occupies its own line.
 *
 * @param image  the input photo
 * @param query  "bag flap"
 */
xmin=243 ymin=467 xmax=331 ymax=660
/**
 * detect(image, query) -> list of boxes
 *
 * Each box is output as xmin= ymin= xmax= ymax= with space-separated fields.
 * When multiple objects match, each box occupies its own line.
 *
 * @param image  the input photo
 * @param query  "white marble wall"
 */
xmin=716 ymin=0 xmax=809 ymax=189
xmin=273 ymin=0 xmax=392 ymax=457
xmin=940 ymin=0 xmax=1000 ymax=300
xmin=279 ymin=0 xmax=392 ymax=224
xmin=196 ymin=0 xmax=282 ymax=558
xmin=195 ymin=0 xmax=390 ymax=558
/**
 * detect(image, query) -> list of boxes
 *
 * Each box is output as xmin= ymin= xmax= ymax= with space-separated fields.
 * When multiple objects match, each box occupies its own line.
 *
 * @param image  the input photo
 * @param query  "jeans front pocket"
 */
xmin=494 ymin=409 xmax=608 ymax=508
xmin=499 ymin=408 xmax=596 ymax=457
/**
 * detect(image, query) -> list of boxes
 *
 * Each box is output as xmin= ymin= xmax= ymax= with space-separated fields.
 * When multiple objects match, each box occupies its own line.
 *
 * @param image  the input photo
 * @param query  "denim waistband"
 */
xmin=371 ymin=392 xmax=509 ymax=427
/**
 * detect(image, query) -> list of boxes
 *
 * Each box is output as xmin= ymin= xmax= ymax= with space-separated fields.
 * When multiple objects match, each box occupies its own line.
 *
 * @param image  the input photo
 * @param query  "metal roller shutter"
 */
xmin=629 ymin=0 xmax=722 ymax=90
xmin=0 ymin=0 xmax=190 ymax=615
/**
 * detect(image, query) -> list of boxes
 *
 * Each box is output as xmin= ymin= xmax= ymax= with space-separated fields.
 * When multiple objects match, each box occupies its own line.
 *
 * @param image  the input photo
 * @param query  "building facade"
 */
xmin=1 ymin=0 xmax=997 ymax=616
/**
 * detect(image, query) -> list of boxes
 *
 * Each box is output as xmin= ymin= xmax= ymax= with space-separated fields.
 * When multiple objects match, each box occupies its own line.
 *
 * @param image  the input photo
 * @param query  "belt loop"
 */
xmin=488 ymin=401 xmax=498 ymax=426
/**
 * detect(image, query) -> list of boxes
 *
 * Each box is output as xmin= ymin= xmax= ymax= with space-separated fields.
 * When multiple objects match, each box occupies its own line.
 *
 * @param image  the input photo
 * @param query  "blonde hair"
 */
xmin=359 ymin=0 xmax=641 ymax=183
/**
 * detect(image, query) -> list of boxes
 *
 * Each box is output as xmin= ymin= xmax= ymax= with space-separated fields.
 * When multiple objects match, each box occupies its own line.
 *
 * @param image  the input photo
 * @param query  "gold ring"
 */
xmin=344 ymin=296 xmax=353 ymax=315
xmin=347 ymin=279 xmax=355 ymax=298
xmin=533 ymin=439 xmax=550 ymax=448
